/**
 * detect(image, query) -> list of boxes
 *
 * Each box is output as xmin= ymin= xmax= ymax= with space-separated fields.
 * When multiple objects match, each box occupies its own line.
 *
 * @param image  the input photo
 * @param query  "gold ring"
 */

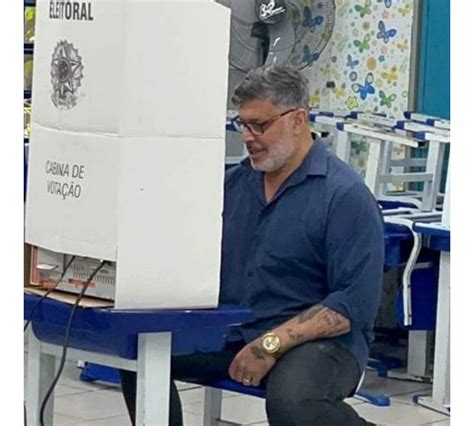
xmin=242 ymin=378 xmax=252 ymax=385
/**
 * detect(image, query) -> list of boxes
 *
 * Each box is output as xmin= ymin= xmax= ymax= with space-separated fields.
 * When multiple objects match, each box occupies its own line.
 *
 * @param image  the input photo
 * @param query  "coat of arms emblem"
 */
xmin=51 ymin=40 xmax=84 ymax=109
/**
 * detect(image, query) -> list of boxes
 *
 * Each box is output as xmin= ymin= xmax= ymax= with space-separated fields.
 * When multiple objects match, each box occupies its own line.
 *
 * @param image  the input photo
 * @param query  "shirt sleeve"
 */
xmin=320 ymin=182 xmax=385 ymax=327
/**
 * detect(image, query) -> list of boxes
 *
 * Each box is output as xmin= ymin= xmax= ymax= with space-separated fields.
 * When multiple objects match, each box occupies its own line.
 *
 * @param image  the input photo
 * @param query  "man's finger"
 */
xmin=228 ymin=360 xmax=237 ymax=380
xmin=229 ymin=362 xmax=243 ymax=382
xmin=235 ymin=366 xmax=246 ymax=383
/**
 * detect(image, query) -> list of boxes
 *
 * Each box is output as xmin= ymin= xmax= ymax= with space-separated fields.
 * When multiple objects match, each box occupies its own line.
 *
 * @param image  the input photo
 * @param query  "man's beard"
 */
xmin=248 ymin=137 xmax=297 ymax=173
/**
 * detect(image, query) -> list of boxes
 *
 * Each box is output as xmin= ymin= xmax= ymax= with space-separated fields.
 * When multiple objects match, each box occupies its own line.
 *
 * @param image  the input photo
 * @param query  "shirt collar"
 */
xmin=301 ymin=140 xmax=328 ymax=177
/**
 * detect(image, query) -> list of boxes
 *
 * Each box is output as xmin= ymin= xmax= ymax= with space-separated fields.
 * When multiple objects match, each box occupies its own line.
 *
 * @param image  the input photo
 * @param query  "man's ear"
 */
xmin=293 ymin=108 xmax=308 ymax=134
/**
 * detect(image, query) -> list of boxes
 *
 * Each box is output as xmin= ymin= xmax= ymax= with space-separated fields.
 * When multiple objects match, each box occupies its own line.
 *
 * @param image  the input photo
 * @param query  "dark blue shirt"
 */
xmin=220 ymin=141 xmax=385 ymax=372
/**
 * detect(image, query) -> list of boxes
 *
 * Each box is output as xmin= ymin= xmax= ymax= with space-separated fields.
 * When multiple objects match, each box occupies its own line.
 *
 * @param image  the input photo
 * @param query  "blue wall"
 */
xmin=417 ymin=0 xmax=450 ymax=119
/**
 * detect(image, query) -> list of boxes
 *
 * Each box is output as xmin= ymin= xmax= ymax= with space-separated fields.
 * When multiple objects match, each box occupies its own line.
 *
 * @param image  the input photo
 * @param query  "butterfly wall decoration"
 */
xmin=377 ymin=20 xmax=397 ymax=43
xmin=352 ymin=72 xmax=376 ymax=100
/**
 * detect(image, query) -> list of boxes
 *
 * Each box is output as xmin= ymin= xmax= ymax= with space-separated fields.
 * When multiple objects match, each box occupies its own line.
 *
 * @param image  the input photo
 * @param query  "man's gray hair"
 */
xmin=232 ymin=64 xmax=310 ymax=111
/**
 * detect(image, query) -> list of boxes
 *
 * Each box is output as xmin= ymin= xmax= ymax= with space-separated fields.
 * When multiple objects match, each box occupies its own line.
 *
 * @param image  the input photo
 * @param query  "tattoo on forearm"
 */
xmin=318 ymin=310 xmax=347 ymax=337
xmin=286 ymin=328 xmax=304 ymax=341
xmin=297 ymin=305 xmax=350 ymax=338
xmin=250 ymin=345 xmax=266 ymax=360
xmin=298 ymin=305 xmax=325 ymax=323
xmin=324 ymin=311 xmax=342 ymax=327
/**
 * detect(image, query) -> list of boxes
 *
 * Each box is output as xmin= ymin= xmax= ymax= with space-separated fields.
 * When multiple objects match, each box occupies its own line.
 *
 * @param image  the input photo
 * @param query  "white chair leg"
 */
xmin=203 ymin=387 xmax=223 ymax=426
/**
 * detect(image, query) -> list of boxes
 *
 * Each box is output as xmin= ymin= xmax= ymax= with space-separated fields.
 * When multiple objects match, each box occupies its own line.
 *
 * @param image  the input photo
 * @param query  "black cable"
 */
xmin=24 ymin=256 xmax=77 ymax=332
xmin=24 ymin=255 xmax=76 ymax=426
xmin=38 ymin=260 xmax=108 ymax=426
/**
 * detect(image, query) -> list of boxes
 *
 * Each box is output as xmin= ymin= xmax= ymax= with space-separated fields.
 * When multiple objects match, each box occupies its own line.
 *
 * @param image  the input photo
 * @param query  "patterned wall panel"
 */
xmin=303 ymin=0 xmax=414 ymax=115
xmin=301 ymin=0 xmax=415 ymax=179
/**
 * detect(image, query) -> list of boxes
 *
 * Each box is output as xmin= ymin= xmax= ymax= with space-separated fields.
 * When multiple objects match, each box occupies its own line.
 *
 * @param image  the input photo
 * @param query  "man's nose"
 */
xmin=242 ymin=126 xmax=255 ymax=144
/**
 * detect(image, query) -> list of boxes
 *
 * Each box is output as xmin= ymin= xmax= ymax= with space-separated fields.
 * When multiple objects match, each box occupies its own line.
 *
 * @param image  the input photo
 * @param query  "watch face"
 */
xmin=263 ymin=334 xmax=280 ymax=353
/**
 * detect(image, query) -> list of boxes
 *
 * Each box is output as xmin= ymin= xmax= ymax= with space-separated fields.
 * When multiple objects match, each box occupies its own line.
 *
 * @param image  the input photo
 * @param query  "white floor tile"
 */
xmin=58 ymin=362 xmax=110 ymax=392
xmin=28 ymin=361 xmax=447 ymax=426
xmin=345 ymin=397 xmax=366 ymax=406
xmin=53 ymin=411 xmax=87 ymax=425
xmin=361 ymin=371 xmax=434 ymax=398
xmin=55 ymin=384 xmax=93 ymax=398
xmin=183 ymin=400 xmax=207 ymax=416
xmin=178 ymin=386 xmax=252 ymax=406
xmin=179 ymin=387 xmax=206 ymax=406
xmin=176 ymin=381 xmax=202 ymax=391
xmin=391 ymin=390 xmax=434 ymax=405
xmin=54 ymin=388 xmax=128 ymax=421
xmin=219 ymin=397 xmax=267 ymax=425
xmin=353 ymin=401 xmax=449 ymax=425
xmin=183 ymin=411 xmax=204 ymax=426
xmin=184 ymin=394 xmax=267 ymax=424
xmin=96 ymin=383 xmax=124 ymax=393
xmin=69 ymin=414 xmax=132 ymax=426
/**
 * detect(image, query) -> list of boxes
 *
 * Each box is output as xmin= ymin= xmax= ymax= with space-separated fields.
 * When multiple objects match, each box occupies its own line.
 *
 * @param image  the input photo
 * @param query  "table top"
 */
xmin=413 ymin=222 xmax=450 ymax=252
xmin=25 ymin=294 xmax=253 ymax=359
xmin=25 ymin=294 xmax=252 ymax=332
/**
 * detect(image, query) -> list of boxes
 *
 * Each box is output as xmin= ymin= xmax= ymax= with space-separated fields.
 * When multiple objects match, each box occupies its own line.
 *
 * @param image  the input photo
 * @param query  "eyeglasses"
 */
xmin=231 ymin=109 xmax=297 ymax=136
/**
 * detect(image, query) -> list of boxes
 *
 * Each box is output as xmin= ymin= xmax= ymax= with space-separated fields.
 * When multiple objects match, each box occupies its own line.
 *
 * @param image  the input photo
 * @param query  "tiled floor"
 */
xmin=25 ymin=361 xmax=450 ymax=425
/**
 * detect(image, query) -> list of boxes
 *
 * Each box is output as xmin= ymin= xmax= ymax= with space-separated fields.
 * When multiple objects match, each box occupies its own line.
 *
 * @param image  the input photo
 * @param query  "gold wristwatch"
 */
xmin=261 ymin=332 xmax=282 ymax=359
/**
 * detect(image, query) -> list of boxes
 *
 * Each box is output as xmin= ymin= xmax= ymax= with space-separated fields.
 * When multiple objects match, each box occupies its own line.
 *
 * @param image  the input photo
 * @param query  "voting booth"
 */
xmin=25 ymin=0 xmax=231 ymax=309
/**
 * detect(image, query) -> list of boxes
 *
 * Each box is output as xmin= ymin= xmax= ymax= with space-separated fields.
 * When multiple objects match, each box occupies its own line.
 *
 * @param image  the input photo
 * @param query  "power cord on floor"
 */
xmin=24 ymin=255 xmax=76 ymax=426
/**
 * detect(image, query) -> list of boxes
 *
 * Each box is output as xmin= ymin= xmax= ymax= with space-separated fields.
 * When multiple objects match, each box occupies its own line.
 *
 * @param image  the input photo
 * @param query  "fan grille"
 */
xmin=220 ymin=0 xmax=336 ymax=72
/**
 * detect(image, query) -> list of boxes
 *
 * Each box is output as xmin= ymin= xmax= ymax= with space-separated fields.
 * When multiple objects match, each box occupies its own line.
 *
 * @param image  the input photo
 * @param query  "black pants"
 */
xmin=120 ymin=340 xmax=374 ymax=426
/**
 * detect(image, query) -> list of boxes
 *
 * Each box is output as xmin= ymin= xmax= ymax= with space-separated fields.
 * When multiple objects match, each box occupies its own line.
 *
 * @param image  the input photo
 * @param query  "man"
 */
xmin=120 ymin=65 xmax=384 ymax=425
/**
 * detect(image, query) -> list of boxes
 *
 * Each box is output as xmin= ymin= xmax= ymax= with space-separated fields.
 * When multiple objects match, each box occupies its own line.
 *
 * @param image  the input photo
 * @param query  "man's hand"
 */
xmin=228 ymin=305 xmax=350 ymax=387
xmin=228 ymin=340 xmax=276 ymax=387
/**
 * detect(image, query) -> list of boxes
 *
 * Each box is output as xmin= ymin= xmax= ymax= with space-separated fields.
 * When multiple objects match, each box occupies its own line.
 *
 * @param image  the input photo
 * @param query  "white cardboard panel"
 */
xmin=32 ymin=0 xmax=230 ymax=138
xmin=119 ymin=1 xmax=230 ymax=138
xmin=32 ymin=0 xmax=124 ymax=134
xmin=25 ymin=123 xmax=119 ymax=261
xmin=114 ymin=137 xmax=225 ymax=309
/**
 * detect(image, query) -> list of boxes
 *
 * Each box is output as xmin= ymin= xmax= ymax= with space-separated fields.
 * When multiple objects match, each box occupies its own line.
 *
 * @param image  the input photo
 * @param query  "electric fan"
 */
xmin=216 ymin=0 xmax=336 ymax=71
